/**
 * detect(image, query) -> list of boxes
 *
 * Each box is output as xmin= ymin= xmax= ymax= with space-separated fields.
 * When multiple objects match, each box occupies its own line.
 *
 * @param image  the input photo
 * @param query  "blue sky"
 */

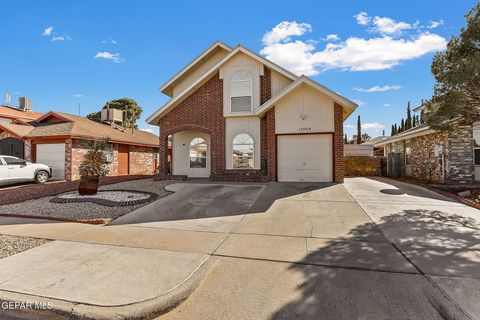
xmin=0 ymin=0 xmax=476 ymax=138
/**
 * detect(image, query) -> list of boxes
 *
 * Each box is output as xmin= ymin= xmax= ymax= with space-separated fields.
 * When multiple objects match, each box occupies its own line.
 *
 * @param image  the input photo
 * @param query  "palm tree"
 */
xmin=78 ymin=137 xmax=111 ymax=195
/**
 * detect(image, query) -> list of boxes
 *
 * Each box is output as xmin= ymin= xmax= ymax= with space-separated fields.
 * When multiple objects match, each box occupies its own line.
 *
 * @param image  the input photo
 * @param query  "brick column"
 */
xmin=334 ymin=103 xmax=344 ymax=183
xmin=266 ymin=108 xmax=276 ymax=181
xmin=158 ymin=130 xmax=169 ymax=176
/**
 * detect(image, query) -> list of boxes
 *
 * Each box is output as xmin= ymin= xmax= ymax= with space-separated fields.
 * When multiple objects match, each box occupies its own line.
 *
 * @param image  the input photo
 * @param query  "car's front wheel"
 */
xmin=35 ymin=170 xmax=49 ymax=184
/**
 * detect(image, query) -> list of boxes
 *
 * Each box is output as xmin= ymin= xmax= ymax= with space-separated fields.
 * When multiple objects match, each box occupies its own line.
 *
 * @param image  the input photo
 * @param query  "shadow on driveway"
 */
xmin=270 ymin=209 xmax=480 ymax=320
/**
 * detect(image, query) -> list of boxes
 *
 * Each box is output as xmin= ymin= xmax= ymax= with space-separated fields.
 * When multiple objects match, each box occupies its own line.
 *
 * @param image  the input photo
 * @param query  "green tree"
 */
xmin=382 ymin=129 xmax=385 ymax=136
xmin=405 ymin=102 xmax=412 ymax=130
xmin=87 ymin=98 xmax=143 ymax=129
xmin=391 ymin=125 xmax=395 ymax=136
xmin=420 ymin=109 xmax=425 ymax=124
xmin=356 ymin=115 xmax=362 ymax=144
xmin=344 ymin=134 xmax=348 ymax=144
xmin=400 ymin=118 xmax=405 ymax=133
xmin=426 ymin=3 xmax=480 ymax=131
xmin=394 ymin=124 xmax=398 ymax=135
xmin=361 ymin=133 xmax=371 ymax=141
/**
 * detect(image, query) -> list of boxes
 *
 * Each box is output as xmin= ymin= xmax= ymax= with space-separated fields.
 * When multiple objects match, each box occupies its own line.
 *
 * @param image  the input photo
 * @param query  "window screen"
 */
xmin=230 ymin=70 xmax=252 ymax=113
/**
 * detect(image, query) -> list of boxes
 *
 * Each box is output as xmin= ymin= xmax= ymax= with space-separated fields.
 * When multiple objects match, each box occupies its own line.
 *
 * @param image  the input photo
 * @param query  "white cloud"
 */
xmin=353 ymin=99 xmax=366 ymax=106
xmin=102 ymin=38 xmax=118 ymax=44
xmin=51 ymin=35 xmax=72 ymax=41
xmin=362 ymin=122 xmax=385 ymax=131
xmin=344 ymin=124 xmax=354 ymax=128
xmin=353 ymin=85 xmax=401 ymax=92
xmin=260 ymin=21 xmax=447 ymax=75
xmin=354 ymin=12 xmax=371 ymax=25
xmin=42 ymin=26 xmax=54 ymax=36
xmin=94 ymin=51 xmax=125 ymax=63
xmin=427 ymin=20 xmax=444 ymax=29
xmin=384 ymin=103 xmax=392 ymax=107
xmin=323 ymin=34 xmax=340 ymax=41
xmin=262 ymin=21 xmax=312 ymax=46
xmin=140 ymin=128 xmax=154 ymax=133
xmin=72 ymin=93 xmax=83 ymax=98
xmin=371 ymin=16 xmax=417 ymax=36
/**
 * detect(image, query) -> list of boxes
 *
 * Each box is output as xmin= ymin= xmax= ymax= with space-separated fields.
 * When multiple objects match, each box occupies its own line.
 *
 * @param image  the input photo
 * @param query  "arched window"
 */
xmin=190 ymin=137 xmax=207 ymax=168
xmin=233 ymin=134 xmax=254 ymax=169
xmin=230 ymin=70 xmax=252 ymax=112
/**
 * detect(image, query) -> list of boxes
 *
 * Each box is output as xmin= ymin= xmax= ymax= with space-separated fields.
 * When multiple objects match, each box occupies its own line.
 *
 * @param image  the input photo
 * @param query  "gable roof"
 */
xmin=0 ymin=122 xmax=34 ymax=138
xmin=0 ymin=106 xmax=43 ymax=121
xmin=255 ymin=76 xmax=357 ymax=120
xmin=1 ymin=111 xmax=159 ymax=147
xmin=159 ymin=41 xmax=232 ymax=97
xmin=148 ymin=43 xmax=357 ymax=124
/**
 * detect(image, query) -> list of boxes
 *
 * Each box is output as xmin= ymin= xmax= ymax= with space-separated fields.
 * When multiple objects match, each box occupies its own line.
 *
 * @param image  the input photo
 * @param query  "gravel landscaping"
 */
xmin=0 ymin=179 xmax=172 ymax=221
xmin=0 ymin=235 xmax=50 ymax=260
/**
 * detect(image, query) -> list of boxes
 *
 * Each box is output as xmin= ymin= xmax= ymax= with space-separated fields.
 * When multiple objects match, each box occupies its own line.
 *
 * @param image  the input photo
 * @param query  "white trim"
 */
xmin=147 ymin=46 xmax=299 ymax=124
xmin=232 ymin=133 xmax=254 ymax=169
xmin=159 ymin=41 xmax=232 ymax=96
xmin=374 ymin=126 xmax=434 ymax=147
xmin=255 ymin=76 xmax=357 ymax=119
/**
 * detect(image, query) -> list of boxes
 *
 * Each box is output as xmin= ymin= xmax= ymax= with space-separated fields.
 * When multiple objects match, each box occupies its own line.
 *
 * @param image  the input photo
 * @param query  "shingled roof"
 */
xmin=0 ymin=111 xmax=159 ymax=147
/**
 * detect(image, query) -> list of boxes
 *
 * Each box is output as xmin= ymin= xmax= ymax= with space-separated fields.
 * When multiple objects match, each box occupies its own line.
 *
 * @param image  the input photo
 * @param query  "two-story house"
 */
xmin=147 ymin=41 xmax=357 ymax=182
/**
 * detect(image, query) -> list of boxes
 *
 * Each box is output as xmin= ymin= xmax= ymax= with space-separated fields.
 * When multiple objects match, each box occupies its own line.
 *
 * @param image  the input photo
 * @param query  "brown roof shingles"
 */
xmin=0 ymin=106 xmax=43 ymax=121
xmin=0 ymin=111 xmax=159 ymax=148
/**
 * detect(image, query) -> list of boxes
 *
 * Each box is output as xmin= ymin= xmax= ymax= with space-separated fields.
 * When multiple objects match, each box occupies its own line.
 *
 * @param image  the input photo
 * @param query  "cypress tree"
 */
xmin=391 ymin=125 xmax=395 ymax=136
xmin=344 ymin=134 xmax=348 ymax=144
xmin=356 ymin=115 xmax=362 ymax=144
xmin=394 ymin=124 xmax=398 ymax=135
xmin=406 ymin=101 xmax=412 ymax=130
xmin=420 ymin=109 xmax=425 ymax=124
xmin=382 ymin=129 xmax=385 ymax=136
xmin=400 ymin=118 xmax=405 ymax=132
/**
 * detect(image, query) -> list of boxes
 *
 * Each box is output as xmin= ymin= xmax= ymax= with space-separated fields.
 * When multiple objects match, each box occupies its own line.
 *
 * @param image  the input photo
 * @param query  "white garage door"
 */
xmin=277 ymin=134 xmax=333 ymax=182
xmin=36 ymin=143 xmax=66 ymax=180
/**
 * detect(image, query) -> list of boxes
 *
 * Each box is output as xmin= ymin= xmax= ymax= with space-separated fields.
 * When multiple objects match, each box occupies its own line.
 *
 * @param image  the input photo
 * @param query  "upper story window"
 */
xmin=190 ymin=137 xmax=207 ymax=168
xmin=233 ymin=134 xmax=254 ymax=169
xmin=230 ymin=70 xmax=252 ymax=113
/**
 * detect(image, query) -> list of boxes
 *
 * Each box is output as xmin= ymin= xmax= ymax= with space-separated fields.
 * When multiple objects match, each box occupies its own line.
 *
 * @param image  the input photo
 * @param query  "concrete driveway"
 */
xmin=0 ymin=178 xmax=478 ymax=319
xmin=161 ymin=178 xmax=479 ymax=320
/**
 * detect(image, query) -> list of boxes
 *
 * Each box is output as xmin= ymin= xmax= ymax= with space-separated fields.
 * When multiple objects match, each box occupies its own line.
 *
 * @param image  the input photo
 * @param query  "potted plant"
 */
xmin=78 ymin=137 xmax=111 ymax=195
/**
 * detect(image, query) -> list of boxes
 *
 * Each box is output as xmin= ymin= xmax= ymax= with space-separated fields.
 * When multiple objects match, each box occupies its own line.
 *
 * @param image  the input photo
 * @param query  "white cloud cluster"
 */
xmin=94 ymin=51 xmax=125 ymax=63
xmin=353 ymin=85 xmax=401 ymax=93
xmin=42 ymin=26 xmax=72 ymax=41
xmin=352 ymin=99 xmax=366 ymax=106
xmin=428 ymin=20 xmax=444 ymax=29
xmin=262 ymin=21 xmax=312 ymax=46
xmin=362 ymin=122 xmax=385 ymax=131
xmin=72 ymin=93 xmax=83 ymax=98
xmin=140 ymin=128 xmax=154 ymax=133
xmin=323 ymin=34 xmax=340 ymax=41
xmin=42 ymin=26 xmax=54 ymax=36
xmin=102 ymin=38 xmax=118 ymax=44
xmin=354 ymin=12 xmax=371 ymax=25
xmin=260 ymin=17 xmax=447 ymax=75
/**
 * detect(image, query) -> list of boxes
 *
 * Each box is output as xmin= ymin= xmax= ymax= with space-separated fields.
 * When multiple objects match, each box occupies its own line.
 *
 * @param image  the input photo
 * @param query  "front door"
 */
xmin=118 ymin=144 xmax=129 ymax=175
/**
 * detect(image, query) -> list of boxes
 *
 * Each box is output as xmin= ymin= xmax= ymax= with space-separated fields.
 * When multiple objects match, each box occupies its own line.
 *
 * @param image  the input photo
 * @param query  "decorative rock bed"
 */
xmin=50 ymin=190 xmax=159 ymax=207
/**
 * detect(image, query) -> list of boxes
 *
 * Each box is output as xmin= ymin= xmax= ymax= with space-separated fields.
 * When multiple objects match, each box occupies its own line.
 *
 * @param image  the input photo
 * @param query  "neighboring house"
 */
xmin=363 ymin=136 xmax=388 ymax=157
xmin=147 ymin=41 xmax=357 ymax=182
xmin=0 ymin=111 xmax=159 ymax=180
xmin=0 ymin=105 xmax=43 ymax=123
xmin=375 ymin=104 xmax=478 ymax=184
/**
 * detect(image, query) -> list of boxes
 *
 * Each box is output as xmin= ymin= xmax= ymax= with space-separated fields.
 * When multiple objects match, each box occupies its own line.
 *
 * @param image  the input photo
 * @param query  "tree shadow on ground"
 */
xmin=270 ymin=209 xmax=480 ymax=320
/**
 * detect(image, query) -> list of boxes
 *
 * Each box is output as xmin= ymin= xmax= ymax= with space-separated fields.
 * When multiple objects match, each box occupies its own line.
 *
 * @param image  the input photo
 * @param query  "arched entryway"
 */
xmin=171 ymin=130 xmax=210 ymax=178
xmin=0 ymin=137 xmax=25 ymax=159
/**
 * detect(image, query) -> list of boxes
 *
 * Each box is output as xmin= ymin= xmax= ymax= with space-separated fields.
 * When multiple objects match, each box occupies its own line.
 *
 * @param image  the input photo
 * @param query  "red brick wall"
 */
xmin=156 ymin=71 xmax=276 ymax=182
xmin=70 ymin=139 xmax=119 ymax=181
xmin=334 ymin=102 xmax=344 ymax=183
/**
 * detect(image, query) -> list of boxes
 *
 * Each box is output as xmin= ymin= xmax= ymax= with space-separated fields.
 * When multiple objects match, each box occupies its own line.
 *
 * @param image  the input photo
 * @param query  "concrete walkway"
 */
xmin=0 ymin=178 xmax=478 ymax=319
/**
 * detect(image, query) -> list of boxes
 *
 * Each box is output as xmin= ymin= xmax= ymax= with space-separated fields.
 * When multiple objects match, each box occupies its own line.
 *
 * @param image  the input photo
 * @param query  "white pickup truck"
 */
xmin=0 ymin=156 xmax=52 ymax=186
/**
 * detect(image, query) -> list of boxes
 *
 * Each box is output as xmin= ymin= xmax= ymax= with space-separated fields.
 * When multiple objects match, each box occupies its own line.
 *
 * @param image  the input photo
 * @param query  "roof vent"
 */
xmin=18 ymin=97 xmax=32 ymax=111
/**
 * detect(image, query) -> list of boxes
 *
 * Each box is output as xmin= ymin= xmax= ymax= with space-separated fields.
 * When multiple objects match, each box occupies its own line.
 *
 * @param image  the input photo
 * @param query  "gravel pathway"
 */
xmin=0 ymin=235 xmax=50 ymax=260
xmin=0 ymin=179 xmax=173 ymax=221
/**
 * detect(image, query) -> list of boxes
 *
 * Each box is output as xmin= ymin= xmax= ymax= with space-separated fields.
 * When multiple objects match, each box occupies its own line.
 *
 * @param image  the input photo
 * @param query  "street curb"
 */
xmin=0 ymin=255 xmax=217 ymax=320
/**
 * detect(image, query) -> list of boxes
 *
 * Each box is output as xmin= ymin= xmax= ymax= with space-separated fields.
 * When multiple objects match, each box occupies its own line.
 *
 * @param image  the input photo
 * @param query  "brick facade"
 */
xmin=156 ymin=69 xmax=278 ymax=182
xmin=333 ymin=103 xmax=344 ymax=183
xmin=129 ymin=145 xmax=156 ymax=175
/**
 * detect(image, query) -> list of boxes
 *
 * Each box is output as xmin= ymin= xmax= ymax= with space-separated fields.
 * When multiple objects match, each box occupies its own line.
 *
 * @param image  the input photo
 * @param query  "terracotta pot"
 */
xmin=78 ymin=177 xmax=99 ymax=195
